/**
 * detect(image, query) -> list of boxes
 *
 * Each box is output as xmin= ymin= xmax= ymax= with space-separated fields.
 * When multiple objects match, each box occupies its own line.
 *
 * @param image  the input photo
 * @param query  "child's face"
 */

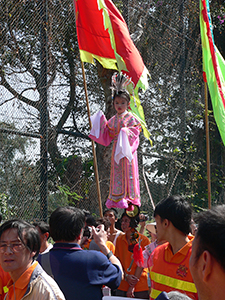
xmin=114 ymin=96 xmax=128 ymax=115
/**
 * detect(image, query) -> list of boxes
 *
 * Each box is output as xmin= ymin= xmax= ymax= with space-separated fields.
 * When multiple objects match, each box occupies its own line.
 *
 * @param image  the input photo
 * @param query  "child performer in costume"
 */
xmin=89 ymin=73 xmax=142 ymax=210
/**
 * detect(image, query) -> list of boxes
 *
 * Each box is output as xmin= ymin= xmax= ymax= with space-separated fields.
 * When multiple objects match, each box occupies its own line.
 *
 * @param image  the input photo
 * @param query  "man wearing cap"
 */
xmin=115 ymin=209 xmax=150 ymax=298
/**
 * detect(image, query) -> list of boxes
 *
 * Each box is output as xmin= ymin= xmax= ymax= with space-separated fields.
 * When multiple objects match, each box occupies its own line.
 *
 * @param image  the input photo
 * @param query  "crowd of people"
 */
xmin=0 ymin=195 xmax=224 ymax=300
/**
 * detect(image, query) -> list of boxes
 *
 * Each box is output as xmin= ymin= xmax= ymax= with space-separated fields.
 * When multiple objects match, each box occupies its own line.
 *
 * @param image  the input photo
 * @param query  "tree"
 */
xmin=1 ymin=0 xmax=225 ymax=217
xmin=0 ymin=122 xmax=41 ymax=219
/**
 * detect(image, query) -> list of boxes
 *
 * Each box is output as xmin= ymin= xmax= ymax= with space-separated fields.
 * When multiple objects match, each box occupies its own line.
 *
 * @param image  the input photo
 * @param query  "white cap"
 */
xmin=146 ymin=222 xmax=156 ymax=235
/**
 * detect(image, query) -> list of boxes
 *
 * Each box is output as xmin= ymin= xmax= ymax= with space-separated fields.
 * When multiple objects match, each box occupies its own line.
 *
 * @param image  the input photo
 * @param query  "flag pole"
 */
xmin=81 ymin=61 xmax=103 ymax=217
xmin=73 ymin=0 xmax=102 ymax=217
xmin=204 ymin=81 xmax=211 ymax=209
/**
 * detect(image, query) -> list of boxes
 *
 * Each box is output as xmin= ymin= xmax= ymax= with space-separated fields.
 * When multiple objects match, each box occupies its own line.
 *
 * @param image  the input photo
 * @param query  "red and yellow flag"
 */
xmin=75 ymin=0 xmax=150 ymax=140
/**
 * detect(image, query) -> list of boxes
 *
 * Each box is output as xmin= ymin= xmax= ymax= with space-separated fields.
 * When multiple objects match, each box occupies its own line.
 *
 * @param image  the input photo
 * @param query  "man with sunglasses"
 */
xmin=0 ymin=219 xmax=65 ymax=300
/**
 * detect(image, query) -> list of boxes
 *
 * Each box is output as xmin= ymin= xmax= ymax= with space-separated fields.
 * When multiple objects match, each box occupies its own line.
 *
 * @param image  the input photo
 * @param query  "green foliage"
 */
xmin=0 ymin=193 xmax=15 ymax=220
xmin=57 ymin=185 xmax=82 ymax=203
xmin=48 ymin=190 xmax=72 ymax=217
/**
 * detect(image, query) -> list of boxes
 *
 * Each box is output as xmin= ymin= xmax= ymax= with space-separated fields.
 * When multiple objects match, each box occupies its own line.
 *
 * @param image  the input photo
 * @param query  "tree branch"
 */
xmin=0 ymin=71 xmax=39 ymax=110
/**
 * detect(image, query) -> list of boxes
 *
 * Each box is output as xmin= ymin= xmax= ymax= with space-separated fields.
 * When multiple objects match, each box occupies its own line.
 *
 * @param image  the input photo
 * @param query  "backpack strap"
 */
xmin=40 ymin=246 xmax=82 ymax=279
xmin=40 ymin=252 xmax=54 ymax=278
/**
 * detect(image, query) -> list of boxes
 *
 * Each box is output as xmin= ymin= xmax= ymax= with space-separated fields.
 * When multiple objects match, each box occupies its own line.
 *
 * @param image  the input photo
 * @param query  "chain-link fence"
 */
xmin=0 ymin=0 xmax=225 ymax=222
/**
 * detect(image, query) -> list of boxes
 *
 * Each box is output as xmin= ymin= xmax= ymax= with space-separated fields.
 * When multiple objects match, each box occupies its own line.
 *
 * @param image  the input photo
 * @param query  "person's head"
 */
xmin=111 ymin=73 xmax=130 ymax=115
xmin=49 ymin=206 xmax=85 ymax=242
xmin=120 ymin=210 xmax=140 ymax=232
xmin=33 ymin=221 xmax=50 ymax=253
xmin=113 ymin=95 xmax=129 ymax=115
xmin=0 ymin=219 xmax=40 ymax=281
xmin=103 ymin=208 xmax=118 ymax=226
xmin=85 ymin=214 xmax=96 ymax=227
xmin=190 ymin=219 xmax=197 ymax=236
xmin=154 ymin=195 xmax=192 ymax=239
xmin=189 ymin=205 xmax=225 ymax=299
xmin=96 ymin=217 xmax=111 ymax=232
xmin=96 ymin=217 xmax=111 ymax=239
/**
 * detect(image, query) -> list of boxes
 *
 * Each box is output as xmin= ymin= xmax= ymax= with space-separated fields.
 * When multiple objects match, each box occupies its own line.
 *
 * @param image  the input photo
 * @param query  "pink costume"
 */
xmin=89 ymin=110 xmax=141 ymax=209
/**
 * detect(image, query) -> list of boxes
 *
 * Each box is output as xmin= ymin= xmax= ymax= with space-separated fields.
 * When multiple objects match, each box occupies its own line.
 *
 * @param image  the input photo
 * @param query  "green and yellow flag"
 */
xmin=200 ymin=0 xmax=225 ymax=145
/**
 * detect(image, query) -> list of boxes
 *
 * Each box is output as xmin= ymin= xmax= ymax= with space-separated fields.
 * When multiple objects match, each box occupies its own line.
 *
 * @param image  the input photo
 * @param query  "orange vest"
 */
xmin=0 ymin=265 xmax=10 ymax=300
xmin=150 ymin=242 xmax=198 ymax=300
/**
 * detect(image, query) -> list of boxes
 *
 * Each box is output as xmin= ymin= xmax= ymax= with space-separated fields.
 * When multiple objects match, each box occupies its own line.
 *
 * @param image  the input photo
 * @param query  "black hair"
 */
xmin=121 ymin=209 xmax=140 ymax=228
xmin=85 ymin=214 xmax=97 ymax=227
xmin=115 ymin=218 xmax=122 ymax=231
xmin=96 ymin=217 xmax=111 ymax=231
xmin=194 ymin=205 xmax=225 ymax=272
xmin=154 ymin=195 xmax=192 ymax=235
xmin=0 ymin=219 xmax=40 ymax=260
xmin=49 ymin=206 xmax=85 ymax=242
xmin=82 ymin=209 xmax=91 ymax=217
xmin=103 ymin=208 xmax=118 ymax=219
xmin=113 ymin=91 xmax=130 ymax=103
xmin=33 ymin=221 xmax=50 ymax=239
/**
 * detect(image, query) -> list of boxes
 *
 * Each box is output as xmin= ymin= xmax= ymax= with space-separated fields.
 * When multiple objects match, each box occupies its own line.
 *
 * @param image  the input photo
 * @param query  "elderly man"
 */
xmin=38 ymin=206 xmax=123 ymax=300
xmin=0 ymin=219 xmax=65 ymax=300
xmin=190 ymin=205 xmax=225 ymax=300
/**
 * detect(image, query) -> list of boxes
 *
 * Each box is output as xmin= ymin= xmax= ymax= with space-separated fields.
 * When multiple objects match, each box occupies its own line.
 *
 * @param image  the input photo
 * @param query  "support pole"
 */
xmin=81 ymin=62 xmax=103 ymax=218
xmin=40 ymin=0 xmax=48 ymax=222
xmin=204 ymin=82 xmax=211 ymax=209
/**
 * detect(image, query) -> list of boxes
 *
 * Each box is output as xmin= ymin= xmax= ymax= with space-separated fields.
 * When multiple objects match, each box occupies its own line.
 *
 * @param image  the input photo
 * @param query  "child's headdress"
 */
xmin=111 ymin=72 xmax=133 ymax=101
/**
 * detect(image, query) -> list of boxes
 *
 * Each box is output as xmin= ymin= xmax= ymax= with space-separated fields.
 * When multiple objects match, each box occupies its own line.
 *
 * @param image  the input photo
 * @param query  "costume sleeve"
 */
xmin=143 ymin=242 xmax=158 ymax=268
xmin=114 ymin=114 xmax=141 ymax=164
xmin=124 ymin=115 xmax=142 ymax=153
xmin=89 ymin=110 xmax=113 ymax=147
xmin=114 ymin=129 xmax=133 ymax=164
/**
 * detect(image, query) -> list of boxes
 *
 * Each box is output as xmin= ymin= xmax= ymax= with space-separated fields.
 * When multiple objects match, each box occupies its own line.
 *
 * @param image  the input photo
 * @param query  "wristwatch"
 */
xmin=106 ymin=251 xmax=113 ymax=259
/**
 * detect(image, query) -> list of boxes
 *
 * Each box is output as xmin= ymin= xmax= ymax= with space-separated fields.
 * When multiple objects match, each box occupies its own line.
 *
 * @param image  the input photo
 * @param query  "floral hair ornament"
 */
xmin=111 ymin=72 xmax=135 ymax=103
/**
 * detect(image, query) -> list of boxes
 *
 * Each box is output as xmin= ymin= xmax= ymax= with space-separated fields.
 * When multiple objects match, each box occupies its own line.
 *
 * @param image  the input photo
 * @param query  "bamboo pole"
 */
xmin=204 ymin=81 xmax=211 ymax=209
xmin=81 ymin=61 xmax=103 ymax=217
xmin=142 ymin=167 xmax=155 ymax=211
